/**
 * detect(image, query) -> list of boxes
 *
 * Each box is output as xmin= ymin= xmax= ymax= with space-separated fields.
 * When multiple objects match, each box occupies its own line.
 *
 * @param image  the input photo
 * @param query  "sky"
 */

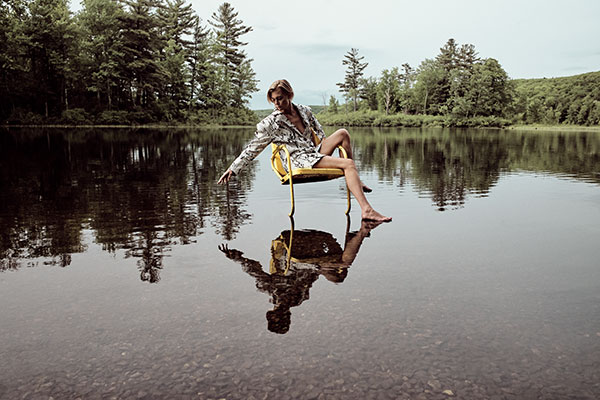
xmin=74 ymin=0 xmax=600 ymax=109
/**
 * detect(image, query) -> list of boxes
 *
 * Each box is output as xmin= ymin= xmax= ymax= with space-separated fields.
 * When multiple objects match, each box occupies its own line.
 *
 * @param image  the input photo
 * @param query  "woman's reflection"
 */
xmin=219 ymin=219 xmax=382 ymax=334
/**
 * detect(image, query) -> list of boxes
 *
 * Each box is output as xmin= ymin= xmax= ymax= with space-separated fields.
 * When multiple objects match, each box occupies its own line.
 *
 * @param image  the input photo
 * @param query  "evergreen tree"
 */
xmin=119 ymin=0 xmax=164 ymax=110
xmin=156 ymin=0 xmax=197 ymax=119
xmin=209 ymin=2 xmax=257 ymax=109
xmin=0 ymin=0 xmax=29 ymax=120
xmin=231 ymin=58 xmax=258 ymax=108
xmin=447 ymin=43 xmax=480 ymax=116
xmin=156 ymin=0 xmax=195 ymax=48
xmin=78 ymin=0 xmax=125 ymax=111
xmin=188 ymin=18 xmax=219 ymax=112
xmin=337 ymin=48 xmax=368 ymax=112
xmin=26 ymin=0 xmax=77 ymax=117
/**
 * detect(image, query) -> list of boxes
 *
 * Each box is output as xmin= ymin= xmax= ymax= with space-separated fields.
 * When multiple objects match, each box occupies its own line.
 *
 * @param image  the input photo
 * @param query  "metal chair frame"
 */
xmin=269 ymin=129 xmax=351 ymax=217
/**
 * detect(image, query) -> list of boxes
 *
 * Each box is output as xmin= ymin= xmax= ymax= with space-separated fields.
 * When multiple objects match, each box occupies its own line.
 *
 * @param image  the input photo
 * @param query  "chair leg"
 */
xmin=288 ymin=179 xmax=295 ymax=217
xmin=345 ymin=184 xmax=351 ymax=215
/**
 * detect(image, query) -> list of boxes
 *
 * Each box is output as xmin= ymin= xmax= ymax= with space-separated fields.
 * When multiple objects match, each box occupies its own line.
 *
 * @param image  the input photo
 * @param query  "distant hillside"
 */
xmin=513 ymin=71 xmax=600 ymax=125
xmin=253 ymin=105 xmax=327 ymax=120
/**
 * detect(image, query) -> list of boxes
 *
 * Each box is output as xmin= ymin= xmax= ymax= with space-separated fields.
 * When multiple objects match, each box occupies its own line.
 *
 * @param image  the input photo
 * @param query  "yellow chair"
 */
xmin=270 ymin=128 xmax=351 ymax=217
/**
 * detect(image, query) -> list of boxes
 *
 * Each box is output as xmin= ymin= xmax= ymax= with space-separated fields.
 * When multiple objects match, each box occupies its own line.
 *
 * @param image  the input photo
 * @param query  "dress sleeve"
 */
xmin=228 ymin=118 xmax=274 ymax=175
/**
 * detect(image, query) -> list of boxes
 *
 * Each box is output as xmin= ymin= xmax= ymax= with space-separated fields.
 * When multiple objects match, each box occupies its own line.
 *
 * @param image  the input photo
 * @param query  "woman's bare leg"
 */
xmin=314 ymin=156 xmax=391 ymax=222
xmin=319 ymin=129 xmax=372 ymax=192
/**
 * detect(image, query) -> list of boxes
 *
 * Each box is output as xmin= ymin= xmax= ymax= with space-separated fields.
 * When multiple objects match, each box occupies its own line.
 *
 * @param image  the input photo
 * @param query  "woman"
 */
xmin=218 ymin=79 xmax=391 ymax=222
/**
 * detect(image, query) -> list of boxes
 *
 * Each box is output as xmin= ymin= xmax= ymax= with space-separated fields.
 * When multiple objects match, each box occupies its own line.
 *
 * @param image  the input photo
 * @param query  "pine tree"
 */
xmin=156 ymin=0 xmax=197 ymax=119
xmin=26 ymin=0 xmax=77 ymax=117
xmin=78 ymin=0 xmax=125 ymax=111
xmin=209 ymin=2 xmax=257 ymax=109
xmin=188 ymin=18 xmax=219 ymax=112
xmin=119 ymin=0 xmax=163 ymax=109
xmin=0 ymin=0 xmax=29 ymax=119
xmin=337 ymin=48 xmax=368 ymax=112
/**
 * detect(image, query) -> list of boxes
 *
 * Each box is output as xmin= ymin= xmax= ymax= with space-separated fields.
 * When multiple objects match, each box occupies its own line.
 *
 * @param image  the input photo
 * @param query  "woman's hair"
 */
xmin=267 ymin=79 xmax=294 ymax=103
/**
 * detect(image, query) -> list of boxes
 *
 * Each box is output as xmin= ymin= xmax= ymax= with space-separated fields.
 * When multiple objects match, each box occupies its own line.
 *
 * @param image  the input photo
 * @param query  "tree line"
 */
xmin=512 ymin=72 xmax=600 ymax=125
xmin=0 ymin=0 xmax=258 ymax=125
xmin=328 ymin=39 xmax=600 ymax=126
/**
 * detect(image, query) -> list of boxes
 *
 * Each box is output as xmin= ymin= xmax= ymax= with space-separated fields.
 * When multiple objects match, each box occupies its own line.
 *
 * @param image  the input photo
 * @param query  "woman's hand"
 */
xmin=217 ymin=169 xmax=235 ymax=184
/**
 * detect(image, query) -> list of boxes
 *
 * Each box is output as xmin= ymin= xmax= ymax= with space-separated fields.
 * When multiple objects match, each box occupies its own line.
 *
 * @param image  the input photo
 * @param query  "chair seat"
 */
xmin=280 ymin=168 xmax=345 ymax=185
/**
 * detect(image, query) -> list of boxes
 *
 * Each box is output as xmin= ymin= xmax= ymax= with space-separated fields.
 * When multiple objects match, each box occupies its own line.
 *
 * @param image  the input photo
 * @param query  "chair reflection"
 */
xmin=219 ymin=217 xmax=382 ymax=334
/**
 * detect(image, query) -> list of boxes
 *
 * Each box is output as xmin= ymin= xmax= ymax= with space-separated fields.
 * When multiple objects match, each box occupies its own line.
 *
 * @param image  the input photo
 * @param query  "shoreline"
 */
xmin=2 ymin=123 xmax=599 ymax=132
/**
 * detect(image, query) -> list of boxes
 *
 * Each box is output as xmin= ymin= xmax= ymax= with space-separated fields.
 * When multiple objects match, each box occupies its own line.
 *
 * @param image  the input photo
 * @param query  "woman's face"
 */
xmin=270 ymin=88 xmax=292 ymax=113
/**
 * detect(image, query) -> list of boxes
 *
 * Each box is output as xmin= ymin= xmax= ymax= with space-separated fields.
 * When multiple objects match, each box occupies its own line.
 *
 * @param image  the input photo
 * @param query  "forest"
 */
xmin=0 ymin=0 xmax=258 ymax=125
xmin=1 ymin=0 xmax=598 ymax=127
xmin=319 ymin=41 xmax=600 ymax=127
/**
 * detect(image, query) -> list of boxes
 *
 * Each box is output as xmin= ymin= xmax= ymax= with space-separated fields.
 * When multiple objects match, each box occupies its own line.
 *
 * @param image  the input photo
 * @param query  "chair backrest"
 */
xmin=310 ymin=128 xmax=321 ymax=146
xmin=270 ymin=143 xmax=287 ymax=178
xmin=271 ymin=128 xmax=319 ymax=178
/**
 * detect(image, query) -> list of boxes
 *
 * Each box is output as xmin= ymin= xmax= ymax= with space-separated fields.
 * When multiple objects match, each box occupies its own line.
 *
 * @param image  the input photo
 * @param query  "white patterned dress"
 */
xmin=228 ymin=104 xmax=326 ymax=175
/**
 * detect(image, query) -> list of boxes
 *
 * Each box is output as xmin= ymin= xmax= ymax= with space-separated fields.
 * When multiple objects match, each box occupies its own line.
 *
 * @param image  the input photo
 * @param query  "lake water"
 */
xmin=1 ymin=126 xmax=599 ymax=399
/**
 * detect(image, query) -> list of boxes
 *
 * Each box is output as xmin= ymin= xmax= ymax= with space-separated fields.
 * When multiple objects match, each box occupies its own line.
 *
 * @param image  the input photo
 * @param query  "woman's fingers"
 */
xmin=217 ymin=170 xmax=233 ymax=184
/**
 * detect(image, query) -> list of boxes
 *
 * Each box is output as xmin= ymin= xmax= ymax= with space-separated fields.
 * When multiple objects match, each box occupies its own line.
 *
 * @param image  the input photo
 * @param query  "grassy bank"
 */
xmin=316 ymin=110 xmax=512 ymax=128
xmin=4 ymin=107 xmax=259 ymax=127
xmin=315 ymin=110 xmax=600 ymax=131
xmin=4 ymin=110 xmax=599 ymax=132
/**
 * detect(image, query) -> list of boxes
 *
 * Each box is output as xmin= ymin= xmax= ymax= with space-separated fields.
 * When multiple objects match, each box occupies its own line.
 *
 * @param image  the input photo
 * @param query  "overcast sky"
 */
xmin=183 ymin=0 xmax=598 ymax=109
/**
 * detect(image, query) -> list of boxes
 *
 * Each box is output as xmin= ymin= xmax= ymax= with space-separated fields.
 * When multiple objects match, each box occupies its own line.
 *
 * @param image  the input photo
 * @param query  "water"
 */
xmin=1 ymin=127 xmax=599 ymax=399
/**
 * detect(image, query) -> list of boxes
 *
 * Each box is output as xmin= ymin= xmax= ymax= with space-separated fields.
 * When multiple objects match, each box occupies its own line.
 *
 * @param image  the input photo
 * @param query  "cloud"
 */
xmin=274 ymin=43 xmax=354 ymax=59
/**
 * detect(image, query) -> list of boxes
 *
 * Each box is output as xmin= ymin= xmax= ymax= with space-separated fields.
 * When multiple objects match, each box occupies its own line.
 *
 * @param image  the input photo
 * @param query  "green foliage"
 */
xmin=209 ymin=2 xmax=258 ymax=109
xmin=317 ymin=110 xmax=510 ymax=128
xmin=332 ymin=37 xmax=598 ymax=127
xmin=328 ymin=96 xmax=339 ymax=114
xmin=377 ymin=67 xmax=401 ymax=115
xmin=7 ymin=108 xmax=46 ymax=125
xmin=413 ymin=58 xmax=446 ymax=115
xmin=513 ymin=72 xmax=600 ymax=125
xmin=61 ymin=108 xmax=93 ymax=124
xmin=337 ymin=48 xmax=368 ymax=112
xmin=0 ymin=0 xmax=258 ymax=125
xmin=359 ymin=77 xmax=378 ymax=111
xmin=97 ymin=110 xmax=130 ymax=125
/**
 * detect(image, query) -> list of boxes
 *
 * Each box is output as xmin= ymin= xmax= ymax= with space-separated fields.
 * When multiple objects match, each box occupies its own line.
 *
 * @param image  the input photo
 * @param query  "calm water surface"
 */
xmin=1 ymin=127 xmax=599 ymax=399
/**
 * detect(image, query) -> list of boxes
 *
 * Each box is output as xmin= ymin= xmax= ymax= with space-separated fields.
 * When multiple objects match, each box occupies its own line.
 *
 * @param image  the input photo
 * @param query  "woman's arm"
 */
xmin=217 ymin=119 xmax=274 ymax=184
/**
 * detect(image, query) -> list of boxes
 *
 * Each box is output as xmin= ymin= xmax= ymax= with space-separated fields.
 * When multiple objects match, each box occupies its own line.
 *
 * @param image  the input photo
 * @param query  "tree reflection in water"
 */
xmin=354 ymin=128 xmax=600 ymax=211
xmin=0 ymin=127 xmax=255 ymax=279
xmin=1 ymin=127 xmax=599 ymax=279
xmin=219 ymin=217 xmax=380 ymax=334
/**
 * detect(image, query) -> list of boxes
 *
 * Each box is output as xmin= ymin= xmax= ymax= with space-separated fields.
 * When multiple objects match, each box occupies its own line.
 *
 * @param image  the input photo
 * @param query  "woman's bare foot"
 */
xmin=362 ymin=207 xmax=392 ymax=222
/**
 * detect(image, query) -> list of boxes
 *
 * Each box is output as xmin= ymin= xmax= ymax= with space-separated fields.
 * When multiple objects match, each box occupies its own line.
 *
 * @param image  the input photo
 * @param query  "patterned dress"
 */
xmin=228 ymin=104 xmax=326 ymax=175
